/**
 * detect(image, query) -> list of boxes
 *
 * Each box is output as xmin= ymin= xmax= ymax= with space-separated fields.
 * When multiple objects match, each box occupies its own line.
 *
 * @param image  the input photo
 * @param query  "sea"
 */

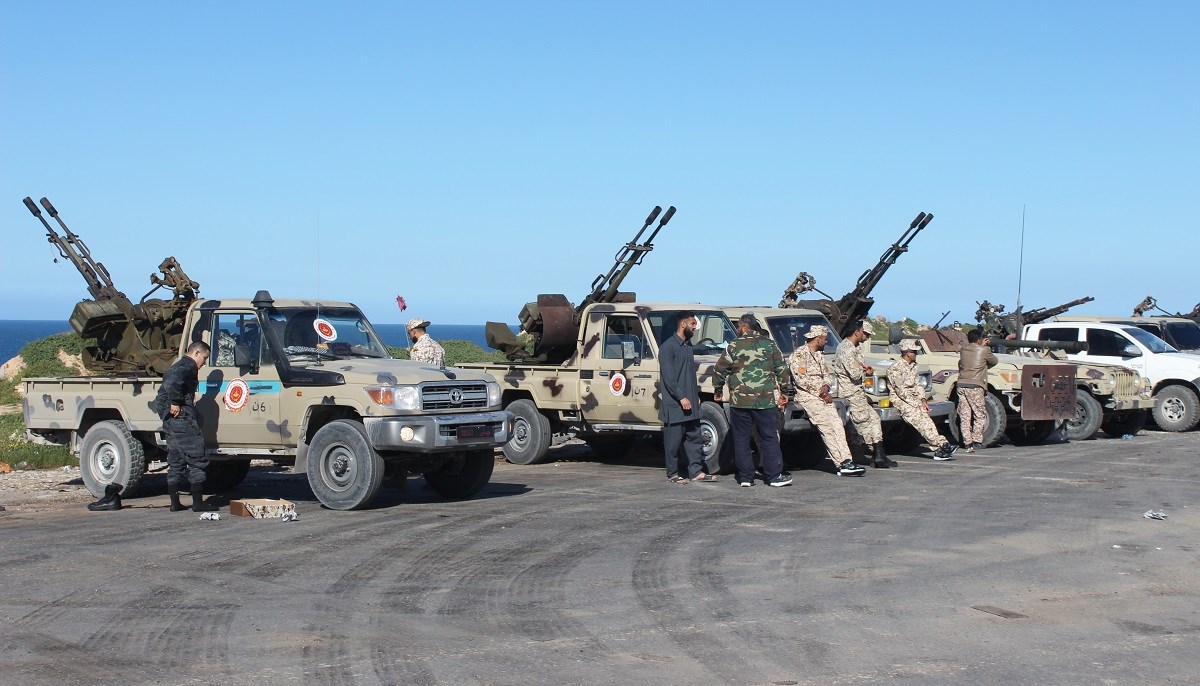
xmin=0 ymin=320 xmax=513 ymax=363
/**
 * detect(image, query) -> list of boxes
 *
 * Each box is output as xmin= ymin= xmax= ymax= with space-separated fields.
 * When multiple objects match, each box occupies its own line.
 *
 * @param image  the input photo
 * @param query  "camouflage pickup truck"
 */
xmin=22 ymin=293 xmax=512 ymax=510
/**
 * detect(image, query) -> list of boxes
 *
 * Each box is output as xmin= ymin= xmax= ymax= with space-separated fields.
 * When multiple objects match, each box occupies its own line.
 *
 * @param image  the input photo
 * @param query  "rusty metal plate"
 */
xmin=921 ymin=328 xmax=967 ymax=353
xmin=532 ymin=293 xmax=577 ymax=362
xmin=1020 ymin=364 xmax=1076 ymax=420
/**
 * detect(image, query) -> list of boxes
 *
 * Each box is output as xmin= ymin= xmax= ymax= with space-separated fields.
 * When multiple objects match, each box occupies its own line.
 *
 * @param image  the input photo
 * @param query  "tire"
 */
xmin=423 ymin=449 xmax=495 ymax=499
xmin=882 ymin=423 xmax=922 ymax=453
xmin=502 ymin=399 xmax=552 ymax=465
xmin=945 ymin=391 xmax=1007 ymax=448
xmin=1101 ymin=409 xmax=1148 ymax=438
xmin=204 ymin=460 xmax=251 ymax=492
xmin=699 ymin=401 xmax=733 ymax=475
xmin=1065 ymin=390 xmax=1104 ymax=441
xmin=306 ymin=419 xmax=385 ymax=510
xmin=1151 ymin=384 xmax=1200 ymax=432
xmin=1006 ymin=420 xmax=1056 ymax=446
xmin=79 ymin=420 xmax=146 ymax=498
xmin=583 ymin=436 xmax=637 ymax=461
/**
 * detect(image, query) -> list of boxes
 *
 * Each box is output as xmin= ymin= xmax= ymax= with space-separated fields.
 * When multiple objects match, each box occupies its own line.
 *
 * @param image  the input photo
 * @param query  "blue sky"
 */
xmin=2 ymin=2 xmax=1197 ymax=327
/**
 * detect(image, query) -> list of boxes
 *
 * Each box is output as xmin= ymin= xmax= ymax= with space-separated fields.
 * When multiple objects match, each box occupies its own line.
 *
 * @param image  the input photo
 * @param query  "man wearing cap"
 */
xmin=888 ymin=339 xmax=957 ymax=460
xmin=957 ymin=329 xmax=998 ymax=452
xmin=788 ymin=324 xmax=865 ymax=476
xmin=714 ymin=314 xmax=792 ymax=487
xmin=406 ymin=317 xmax=446 ymax=367
xmin=835 ymin=320 xmax=897 ymax=468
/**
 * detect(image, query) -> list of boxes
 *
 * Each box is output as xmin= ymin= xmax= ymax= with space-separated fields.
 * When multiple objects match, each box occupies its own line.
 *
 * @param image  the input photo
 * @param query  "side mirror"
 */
xmin=1121 ymin=343 xmax=1143 ymax=358
xmin=234 ymin=345 xmax=259 ymax=372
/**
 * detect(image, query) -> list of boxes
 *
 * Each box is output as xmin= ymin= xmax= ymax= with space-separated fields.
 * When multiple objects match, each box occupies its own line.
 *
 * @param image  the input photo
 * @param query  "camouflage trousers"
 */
xmin=956 ymin=386 xmax=987 ymax=445
xmin=164 ymin=411 xmax=208 ymax=489
xmin=842 ymin=387 xmax=882 ymax=446
xmin=895 ymin=398 xmax=948 ymax=450
xmin=796 ymin=393 xmax=853 ymax=468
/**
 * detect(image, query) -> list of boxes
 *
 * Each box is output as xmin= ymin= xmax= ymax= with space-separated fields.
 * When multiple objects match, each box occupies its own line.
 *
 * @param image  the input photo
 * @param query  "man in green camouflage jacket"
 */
xmin=713 ymin=314 xmax=793 ymax=487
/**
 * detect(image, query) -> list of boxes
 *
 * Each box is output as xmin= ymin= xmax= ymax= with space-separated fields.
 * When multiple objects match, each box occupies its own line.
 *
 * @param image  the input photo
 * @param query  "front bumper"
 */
xmin=1105 ymin=396 xmax=1156 ymax=411
xmin=364 ymin=411 xmax=513 ymax=452
xmin=876 ymin=400 xmax=956 ymax=422
xmin=781 ymin=399 xmax=851 ymax=433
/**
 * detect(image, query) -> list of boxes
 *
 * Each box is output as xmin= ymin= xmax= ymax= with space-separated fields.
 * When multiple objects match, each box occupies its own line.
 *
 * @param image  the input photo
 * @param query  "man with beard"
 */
xmin=406 ymin=317 xmax=446 ymax=367
xmin=658 ymin=312 xmax=715 ymax=483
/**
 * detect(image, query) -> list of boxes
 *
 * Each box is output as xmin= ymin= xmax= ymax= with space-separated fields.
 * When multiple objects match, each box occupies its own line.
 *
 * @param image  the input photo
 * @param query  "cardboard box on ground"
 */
xmin=229 ymin=498 xmax=296 ymax=519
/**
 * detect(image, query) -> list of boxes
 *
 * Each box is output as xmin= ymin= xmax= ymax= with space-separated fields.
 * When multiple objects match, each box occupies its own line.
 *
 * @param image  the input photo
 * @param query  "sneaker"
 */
xmin=932 ymin=444 xmax=957 ymax=461
xmin=963 ymin=443 xmax=976 ymax=454
xmin=837 ymin=462 xmax=866 ymax=476
xmin=972 ymin=442 xmax=984 ymax=451
xmin=738 ymin=478 xmax=755 ymax=488
xmin=767 ymin=475 xmax=793 ymax=487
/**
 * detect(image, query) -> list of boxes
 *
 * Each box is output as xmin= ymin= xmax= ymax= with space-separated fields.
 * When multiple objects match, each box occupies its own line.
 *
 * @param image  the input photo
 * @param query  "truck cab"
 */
xmin=1053 ymin=315 xmax=1200 ymax=353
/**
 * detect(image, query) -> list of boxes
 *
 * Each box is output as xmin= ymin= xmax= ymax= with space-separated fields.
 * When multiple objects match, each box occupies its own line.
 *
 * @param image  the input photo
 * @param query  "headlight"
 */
xmin=875 ymin=377 xmax=888 ymax=395
xmin=999 ymin=371 xmax=1020 ymax=384
xmin=487 ymin=381 xmax=502 ymax=408
xmin=1138 ymin=377 xmax=1152 ymax=396
xmin=365 ymin=385 xmax=421 ymax=411
xmin=829 ymin=378 xmax=839 ymax=394
xmin=919 ymin=372 xmax=933 ymax=391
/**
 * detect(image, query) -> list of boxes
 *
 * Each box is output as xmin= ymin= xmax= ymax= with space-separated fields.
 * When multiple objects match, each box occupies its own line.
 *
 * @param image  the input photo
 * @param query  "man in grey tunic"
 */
xmin=658 ymin=312 xmax=713 ymax=483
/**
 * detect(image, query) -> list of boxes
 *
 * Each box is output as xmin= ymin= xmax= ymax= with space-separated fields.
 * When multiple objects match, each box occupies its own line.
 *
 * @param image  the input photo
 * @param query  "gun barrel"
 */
xmin=1022 ymin=296 xmax=1095 ymax=325
xmin=592 ymin=205 xmax=675 ymax=305
xmin=993 ymin=339 xmax=1089 ymax=355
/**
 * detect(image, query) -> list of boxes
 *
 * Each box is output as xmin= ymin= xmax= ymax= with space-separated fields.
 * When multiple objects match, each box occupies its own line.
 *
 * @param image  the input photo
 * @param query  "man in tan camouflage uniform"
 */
xmin=788 ymin=325 xmax=865 ymax=476
xmin=406 ymin=317 xmax=446 ymax=367
xmin=887 ymin=339 xmax=956 ymax=460
xmin=714 ymin=314 xmax=793 ymax=487
xmin=835 ymin=320 xmax=897 ymax=468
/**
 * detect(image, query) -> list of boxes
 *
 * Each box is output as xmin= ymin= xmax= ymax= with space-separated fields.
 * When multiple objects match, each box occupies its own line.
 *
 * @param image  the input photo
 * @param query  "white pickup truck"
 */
xmin=1025 ymin=321 xmax=1199 ymax=432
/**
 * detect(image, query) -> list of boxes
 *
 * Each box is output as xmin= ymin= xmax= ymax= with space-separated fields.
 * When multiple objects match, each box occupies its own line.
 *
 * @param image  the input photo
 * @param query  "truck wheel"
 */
xmin=306 ymin=420 xmax=385 ymax=510
xmin=699 ymin=401 xmax=733 ymax=475
xmin=583 ymin=436 xmax=637 ymax=461
xmin=1151 ymin=384 xmax=1200 ymax=432
xmin=424 ymin=449 xmax=495 ymax=499
xmin=944 ymin=391 xmax=1007 ymax=448
xmin=1065 ymin=390 xmax=1104 ymax=441
xmin=503 ymin=399 xmax=552 ymax=465
xmin=79 ymin=420 xmax=146 ymax=498
xmin=204 ymin=460 xmax=251 ymax=492
xmin=1101 ymin=409 xmax=1148 ymax=438
xmin=1006 ymin=420 xmax=1056 ymax=446
xmin=882 ymin=423 xmax=922 ymax=453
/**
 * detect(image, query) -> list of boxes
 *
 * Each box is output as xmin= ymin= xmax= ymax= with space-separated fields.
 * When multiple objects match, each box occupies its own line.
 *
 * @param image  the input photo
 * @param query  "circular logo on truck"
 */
xmin=313 ymin=318 xmax=337 ymax=341
xmin=224 ymin=378 xmax=250 ymax=412
xmin=609 ymin=372 xmax=628 ymax=396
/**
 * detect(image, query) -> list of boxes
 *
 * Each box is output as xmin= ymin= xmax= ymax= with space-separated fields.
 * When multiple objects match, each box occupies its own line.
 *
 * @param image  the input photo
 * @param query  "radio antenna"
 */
xmin=1016 ymin=205 xmax=1026 ymax=311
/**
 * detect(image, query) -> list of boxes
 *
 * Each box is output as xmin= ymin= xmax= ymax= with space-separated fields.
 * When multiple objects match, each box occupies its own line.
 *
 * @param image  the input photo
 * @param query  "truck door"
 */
xmin=579 ymin=313 xmax=659 ymax=426
xmin=195 ymin=311 xmax=284 ymax=448
xmin=1080 ymin=327 xmax=1149 ymax=377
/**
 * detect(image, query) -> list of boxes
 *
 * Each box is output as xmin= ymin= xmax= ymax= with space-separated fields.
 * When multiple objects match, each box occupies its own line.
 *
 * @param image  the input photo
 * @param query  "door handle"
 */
xmin=598 ymin=371 xmax=610 ymax=377
xmin=634 ymin=374 xmax=653 ymax=379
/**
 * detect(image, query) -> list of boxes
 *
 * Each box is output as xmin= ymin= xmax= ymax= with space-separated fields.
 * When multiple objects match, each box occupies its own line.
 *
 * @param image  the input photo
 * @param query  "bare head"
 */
xmin=186 ymin=341 xmax=210 ymax=367
xmin=737 ymin=313 xmax=758 ymax=336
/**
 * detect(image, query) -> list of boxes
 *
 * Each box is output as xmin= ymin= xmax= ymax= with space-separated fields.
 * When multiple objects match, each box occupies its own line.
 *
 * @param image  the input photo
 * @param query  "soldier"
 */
xmin=888 ymin=339 xmax=957 ymax=460
xmin=788 ymin=325 xmax=865 ymax=476
xmin=835 ymin=320 xmax=897 ymax=468
xmin=407 ymin=317 xmax=446 ymax=367
xmin=714 ymin=314 xmax=793 ymax=487
xmin=659 ymin=311 xmax=713 ymax=483
xmin=154 ymin=341 xmax=216 ymax=512
xmin=957 ymin=328 xmax=999 ymax=452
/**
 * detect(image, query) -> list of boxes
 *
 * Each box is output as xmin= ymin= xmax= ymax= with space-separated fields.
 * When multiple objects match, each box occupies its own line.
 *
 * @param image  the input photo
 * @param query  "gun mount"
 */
xmin=974 ymin=296 xmax=1095 ymax=339
xmin=1132 ymin=295 xmax=1200 ymax=321
xmin=778 ymin=211 xmax=933 ymax=339
xmin=23 ymin=197 xmax=200 ymax=376
xmin=485 ymin=206 xmax=676 ymax=364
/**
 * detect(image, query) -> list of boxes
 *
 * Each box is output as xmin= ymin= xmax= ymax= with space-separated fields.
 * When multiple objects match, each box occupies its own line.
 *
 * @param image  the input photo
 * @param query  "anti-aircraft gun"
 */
xmin=23 ymin=197 xmax=200 ymax=376
xmin=485 ymin=205 xmax=676 ymax=363
xmin=778 ymin=211 xmax=933 ymax=339
xmin=974 ymin=296 xmax=1094 ymax=354
xmin=1132 ymin=295 xmax=1200 ymax=322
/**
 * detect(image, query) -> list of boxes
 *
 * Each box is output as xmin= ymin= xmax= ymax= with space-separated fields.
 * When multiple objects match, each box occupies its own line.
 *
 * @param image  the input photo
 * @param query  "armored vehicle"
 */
xmin=20 ymin=197 xmax=511 ymax=510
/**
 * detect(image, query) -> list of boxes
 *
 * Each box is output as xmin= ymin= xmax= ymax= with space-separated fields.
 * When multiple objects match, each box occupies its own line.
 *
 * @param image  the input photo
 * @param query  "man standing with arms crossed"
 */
xmin=789 ymin=325 xmax=865 ymax=476
xmin=659 ymin=312 xmax=715 ymax=483
xmin=835 ymin=320 xmax=897 ymax=468
xmin=714 ymin=314 xmax=793 ymax=487
xmin=957 ymin=328 xmax=998 ymax=452
xmin=888 ymin=339 xmax=957 ymax=460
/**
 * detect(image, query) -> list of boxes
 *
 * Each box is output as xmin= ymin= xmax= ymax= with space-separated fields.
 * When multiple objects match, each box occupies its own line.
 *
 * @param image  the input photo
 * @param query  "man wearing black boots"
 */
xmin=155 ymin=341 xmax=217 ymax=512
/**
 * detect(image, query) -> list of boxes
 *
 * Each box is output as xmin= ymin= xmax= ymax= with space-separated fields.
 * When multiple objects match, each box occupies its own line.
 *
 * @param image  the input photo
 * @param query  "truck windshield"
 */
xmin=1121 ymin=326 xmax=1177 ymax=354
xmin=646 ymin=310 xmax=736 ymax=356
xmin=264 ymin=307 xmax=391 ymax=361
xmin=1166 ymin=322 xmax=1200 ymax=350
xmin=763 ymin=315 xmax=841 ymax=355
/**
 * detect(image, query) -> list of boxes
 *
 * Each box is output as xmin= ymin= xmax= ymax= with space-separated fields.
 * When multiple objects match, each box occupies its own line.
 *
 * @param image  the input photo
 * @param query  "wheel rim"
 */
xmin=320 ymin=443 xmax=359 ymax=493
xmin=90 ymin=439 xmax=120 ymax=482
xmin=511 ymin=418 xmax=531 ymax=450
xmin=698 ymin=420 xmax=717 ymax=460
xmin=1068 ymin=401 xmax=1086 ymax=429
xmin=1161 ymin=396 xmax=1185 ymax=422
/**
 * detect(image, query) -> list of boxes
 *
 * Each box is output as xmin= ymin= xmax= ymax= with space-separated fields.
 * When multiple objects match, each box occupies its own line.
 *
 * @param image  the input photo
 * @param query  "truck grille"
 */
xmin=1111 ymin=369 xmax=1138 ymax=397
xmin=439 ymin=421 xmax=505 ymax=438
xmin=421 ymin=382 xmax=489 ymax=411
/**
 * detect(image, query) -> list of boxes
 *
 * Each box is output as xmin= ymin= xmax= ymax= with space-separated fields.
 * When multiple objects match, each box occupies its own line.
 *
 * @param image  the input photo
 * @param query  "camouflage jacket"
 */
xmin=788 ymin=345 xmax=831 ymax=399
xmin=886 ymin=358 xmax=924 ymax=405
xmin=833 ymin=339 xmax=869 ymax=392
xmin=713 ymin=333 xmax=790 ymax=409
xmin=411 ymin=335 xmax=446 ymax=366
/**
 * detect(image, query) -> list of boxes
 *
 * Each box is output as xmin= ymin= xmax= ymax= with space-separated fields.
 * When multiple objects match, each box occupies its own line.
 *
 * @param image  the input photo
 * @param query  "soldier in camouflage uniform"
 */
xmin=788 ymin=325 xmax=865 ymax=476
xmin=407 ymin=317 xmax=446 ymax=367
xmin=714 ymin=314 xmax=793 ymax=487
xmin=835 ymin=320 xmax=897 ymax=468
xmin=887 ymin=340 xmax=957 ymax=460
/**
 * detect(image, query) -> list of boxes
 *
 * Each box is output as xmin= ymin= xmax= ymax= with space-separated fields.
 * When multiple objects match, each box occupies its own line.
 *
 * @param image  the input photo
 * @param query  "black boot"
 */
xmin=873 ymin=443 xmax=898 ymax=468
xmin=87 ymin=483 xmax=123 ymax=511
xmin=191 ymin=483 xmax=217 ymax=512
xmin=168 ymin=483 xmax=187 ymax=512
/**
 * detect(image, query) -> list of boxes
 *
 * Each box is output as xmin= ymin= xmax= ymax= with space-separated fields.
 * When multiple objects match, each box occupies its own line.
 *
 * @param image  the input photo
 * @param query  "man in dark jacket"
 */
xmin=957 ymin=329 xmax=999 ymax=452
xmin=658 ymin=312 xmax=713 ymax=483
xmin=155 ymin=341 xmax=216 ymax=512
